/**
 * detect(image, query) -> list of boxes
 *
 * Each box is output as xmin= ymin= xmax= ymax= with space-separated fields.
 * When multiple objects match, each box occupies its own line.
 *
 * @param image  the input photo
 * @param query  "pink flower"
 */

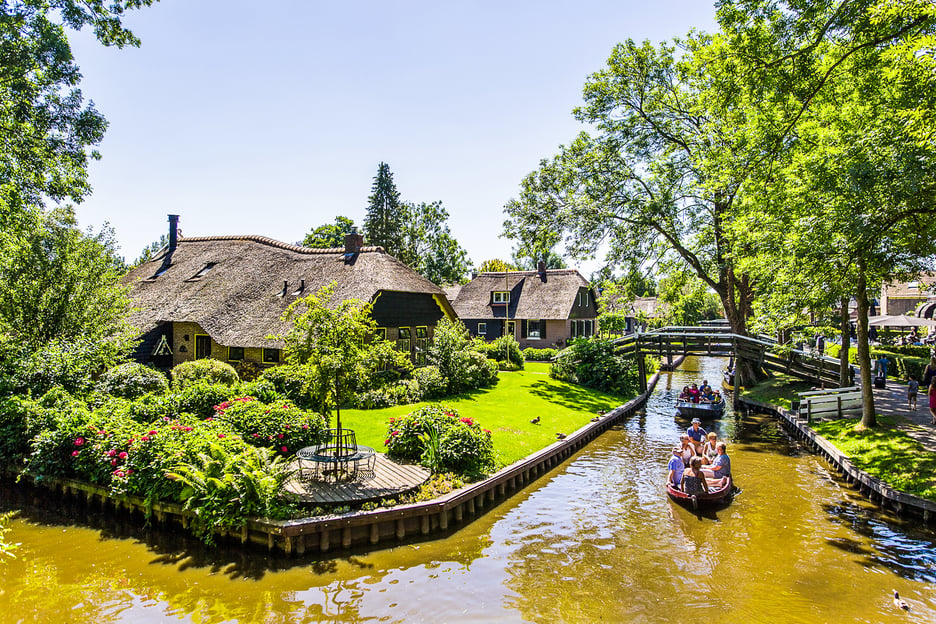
xmin=111 ymin=459 xmax=118 ymax=466
xmin=118 ymin=452 xmax=128 ymax=459
xmin=277 ymin=434 xmax=284 ymax=439
xmin=106 ymin=450 xmax=116 ymax=457
xmin=218 ymin=433 xmax=226 ymax=438
xmin=148 ymin=430 xmax=157 ymax=436
xmin=141 ymin=436 xmax=150 ymax=442
xmin=71 ymin=450 xmax=80 ymax=457
xmin=384 ymin=439 xmax=390 ymax=446
xmin=281 ymin=446 xmax=288 ymax=453
xmin=74 ymin=437 xmax=85 ymax=446
xmin=253 ymin=433 xmax=260 ymax=438
xmin=302 ymin=424 xmax=309 ymax=430
xmin=284 ymin=424 xmax=290 ymax=429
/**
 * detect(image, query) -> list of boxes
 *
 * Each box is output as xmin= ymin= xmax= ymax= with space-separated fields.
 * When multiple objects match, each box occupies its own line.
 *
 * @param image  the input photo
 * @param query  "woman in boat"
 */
xmin=678 ymin=385 xmax=691 ymax=401
xmin=703 ymin=442 xmax=731 ymax=485
xmin=678 ymin=434 xmax=696 ymax=467
xmin=687 ymin=383 xmax=701 ymax=403
xmin=701 ymin=431 xmax=719 ymax=465
xmin=680 ymin=456 xmax=709 ymax=494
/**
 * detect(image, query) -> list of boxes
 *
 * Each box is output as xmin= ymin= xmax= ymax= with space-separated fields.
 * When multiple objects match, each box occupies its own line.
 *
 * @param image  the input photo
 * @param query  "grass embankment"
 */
xmin=744 ymin=375 xmax=936 ymax=501
xmin=341 ymin=363 xmax=626 ymax=469
xmin=811 ymin=416 xmax=936 ymax=500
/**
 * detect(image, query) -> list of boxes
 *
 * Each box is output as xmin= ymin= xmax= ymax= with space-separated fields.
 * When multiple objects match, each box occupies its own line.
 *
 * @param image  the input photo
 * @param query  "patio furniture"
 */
xmin=296 ymin=428 xmax=376 ymax=482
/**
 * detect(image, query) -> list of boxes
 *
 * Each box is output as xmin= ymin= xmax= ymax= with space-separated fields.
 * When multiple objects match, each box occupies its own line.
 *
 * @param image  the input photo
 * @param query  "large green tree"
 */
xmin=398 ymin=201 xmax=471 ymax=285
xmin=363 ymin=162 xmax=404 ymax=257
xmin=301 ymin=216 xmax=356 ymax=249
xmin=0 ymin=0 xmax=159 ymax=230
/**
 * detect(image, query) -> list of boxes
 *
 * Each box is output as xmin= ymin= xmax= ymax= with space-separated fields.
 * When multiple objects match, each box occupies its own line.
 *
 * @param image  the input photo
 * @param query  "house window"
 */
xmin=478 ymin=322 xmax=487 ymax=335
xmin=397 ymin=327 xmax=411 ymax=354
xmin=527 ymin=319 xmax=542 ymax=339
xmin=228 ymin=346 xmax=244 ymax=361
xmin=195 ymin=335 xmax=212 ymax=360
xmin=572 ymin=319 xmax=594 ymax=338
xmin=262 ymin=348 xmax=280 ymax=363
xmin=373 ymin=327 xmax=387 ymax=341
xmin=579 ymin=291 xmax=589 ymax=307
xmin=414 ymin=327 xmax=429 ymax=366
xmin=492 ymin=291 xmax=510 ymax=304
xmin=506 ymin=321 xmax=516 ymax=337
xmin=189 ymin=262 xmax=216 ymax=280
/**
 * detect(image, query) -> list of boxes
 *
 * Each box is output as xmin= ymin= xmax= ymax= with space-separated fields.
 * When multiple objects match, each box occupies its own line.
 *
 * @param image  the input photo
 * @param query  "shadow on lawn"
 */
xmin=527 ymin=379 xmax=619 ymax=412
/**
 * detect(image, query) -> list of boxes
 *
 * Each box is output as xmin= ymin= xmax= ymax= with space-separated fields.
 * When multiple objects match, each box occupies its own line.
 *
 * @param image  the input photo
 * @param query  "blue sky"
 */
xmin=69 ymin=1 xmax=718 ymax=275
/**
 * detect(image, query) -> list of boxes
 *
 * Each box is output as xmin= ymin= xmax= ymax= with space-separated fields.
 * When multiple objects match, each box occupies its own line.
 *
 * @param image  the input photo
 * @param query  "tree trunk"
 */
xmin=839 ymin=295 xmax=852 ymax=387
xmin=855 ymin=274 xmax=877 ymax=427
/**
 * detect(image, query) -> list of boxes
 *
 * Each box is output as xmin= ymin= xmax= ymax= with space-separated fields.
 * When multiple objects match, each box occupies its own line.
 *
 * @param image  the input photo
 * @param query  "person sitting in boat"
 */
xmin=686 ymin=418 xmax=707 ymax=454
xmin=678 ymin=434 xmax=696 ymax=467
xmin=699 ymin=387 xmax=717 ymax=403
xmin=667 ymin=446 xmax=685 ymax=487
xmin=678 ymin=385 xmax=691 ymax=401
xmin=702 ymin=442 xmax=731 ymax=485
xmin=680 ymin=456 xmax=709 ymax=495
xmin=701 ymin=432 xmax=719 ymax=465
xmin=688 ymin=383 xmax=701 ymax=403
xmin=700 ymin=379 xmax=711 ymax=394
xmin=713 ymin=390 xmax=722 ymax=404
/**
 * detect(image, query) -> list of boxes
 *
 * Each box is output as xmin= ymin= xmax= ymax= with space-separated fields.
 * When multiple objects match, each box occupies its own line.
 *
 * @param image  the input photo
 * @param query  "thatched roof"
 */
xmin=123 ymin=235 xmax=453 ymax=348
xmin=451 ymin=269 xmax=593 ymax=320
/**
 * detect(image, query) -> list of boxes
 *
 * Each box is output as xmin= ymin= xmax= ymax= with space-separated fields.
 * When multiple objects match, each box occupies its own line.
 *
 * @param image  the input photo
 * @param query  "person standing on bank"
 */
xmin=908 ymin=374 xmax=919 ymax=411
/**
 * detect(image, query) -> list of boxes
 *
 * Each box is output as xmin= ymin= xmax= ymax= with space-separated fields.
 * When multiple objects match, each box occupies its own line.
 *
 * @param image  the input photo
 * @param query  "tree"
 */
xmin=301 ymin=216 xmax=355 ymax=249
xmin=363 ymin=162 xmax=404 ymax=257
xmin=717 ymin=0 xmax=936 ymax=425
xmin=0 ymin=206 xmax=134 ymax=348
xmin=0 ymin=0 xmax=159 ymax=231
xmin=502 ymin=38 xmax=763 ymax=382
xmin=132 ymin=234 xmax=168 ymax=267
xmin=511 ymin=248 xmax=567 ymax=271
xmin=476 ymin=259 xmax=518 ymax=273
xmin=279 ymin=283 xmax=411 ymax=424
xmin=656 ymin=268 xmax=723 ymax=327
xmin=398 ymin=201 xmax=471 ymax=285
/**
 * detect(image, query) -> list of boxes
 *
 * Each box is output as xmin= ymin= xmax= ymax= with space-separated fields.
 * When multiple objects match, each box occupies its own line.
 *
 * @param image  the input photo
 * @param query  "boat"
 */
xmin=675 ymin=399 xmax=725 ymax=419
xmin=666 ymin=476 xmax=733 ymax=510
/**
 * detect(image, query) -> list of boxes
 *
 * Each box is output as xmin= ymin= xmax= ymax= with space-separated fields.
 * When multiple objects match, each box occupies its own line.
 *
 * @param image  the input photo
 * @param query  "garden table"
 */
xmin=296 ymin=444 xmax=376 ymax=482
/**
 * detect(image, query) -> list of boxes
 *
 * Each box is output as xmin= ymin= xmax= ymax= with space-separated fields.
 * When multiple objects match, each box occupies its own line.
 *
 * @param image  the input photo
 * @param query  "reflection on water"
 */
xmin=1 ymin=357 xmax=935 ymax=623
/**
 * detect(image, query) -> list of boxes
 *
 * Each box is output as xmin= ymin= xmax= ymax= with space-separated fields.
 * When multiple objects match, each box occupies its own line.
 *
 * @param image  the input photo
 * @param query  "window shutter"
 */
xmin=541 ymin=321 xmax=547 ymax=340
xmin=521 ymin=320 xmax=527 ymax=338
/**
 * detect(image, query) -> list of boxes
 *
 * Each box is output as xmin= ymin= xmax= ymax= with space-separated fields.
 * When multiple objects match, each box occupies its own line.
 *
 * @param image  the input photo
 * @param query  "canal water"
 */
xmin=2 ymin=357 xmax=935 ymax=623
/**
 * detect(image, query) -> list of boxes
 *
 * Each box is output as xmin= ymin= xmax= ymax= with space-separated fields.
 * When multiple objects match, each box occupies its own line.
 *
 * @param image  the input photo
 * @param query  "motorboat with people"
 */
xmin=666 ymin=476 xmax=733 ymax=510
xmin=675 ymin=380 xmax=725 ymax=418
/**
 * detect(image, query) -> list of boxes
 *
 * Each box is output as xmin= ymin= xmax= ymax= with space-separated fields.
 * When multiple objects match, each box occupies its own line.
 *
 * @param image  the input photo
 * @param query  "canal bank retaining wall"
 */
xmin=740 ymin=396 xmax=936 ymax=524
xmin=5 ymin=372 xmax=661 ymax=556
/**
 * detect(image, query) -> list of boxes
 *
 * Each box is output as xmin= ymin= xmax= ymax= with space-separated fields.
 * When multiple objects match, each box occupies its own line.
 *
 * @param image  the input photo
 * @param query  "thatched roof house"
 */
xmin=450 ymin=263 xmax=598 ymax=348
xmin=124 ymin=216 xmax=455 ymax=370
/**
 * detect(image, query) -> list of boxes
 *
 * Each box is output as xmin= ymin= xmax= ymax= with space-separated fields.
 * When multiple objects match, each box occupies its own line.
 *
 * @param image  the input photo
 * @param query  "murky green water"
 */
xmin=2 ymin=357 xmax=935 ymax=623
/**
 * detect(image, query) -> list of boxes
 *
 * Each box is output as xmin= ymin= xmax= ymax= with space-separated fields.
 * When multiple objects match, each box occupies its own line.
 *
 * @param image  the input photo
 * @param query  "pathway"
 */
xmin=865 ymin=379 xmax=936 ymax=453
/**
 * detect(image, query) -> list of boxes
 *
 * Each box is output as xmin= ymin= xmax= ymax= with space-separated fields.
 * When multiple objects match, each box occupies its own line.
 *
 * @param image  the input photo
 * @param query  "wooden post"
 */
xmin=732 ymin=338 xmax=741 ymax=410
xmin=636 ymin=346 xmax=647 ymax=394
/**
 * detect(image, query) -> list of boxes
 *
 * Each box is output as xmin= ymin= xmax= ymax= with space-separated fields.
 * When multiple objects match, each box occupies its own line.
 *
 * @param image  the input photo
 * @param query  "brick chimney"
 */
xmin=168 ymin=214 xmax=180 ymax=251
xmin=537 ymin=259 xmax=547 ymax=278
xmin=344 ymin=227 xmax=364 ymax=254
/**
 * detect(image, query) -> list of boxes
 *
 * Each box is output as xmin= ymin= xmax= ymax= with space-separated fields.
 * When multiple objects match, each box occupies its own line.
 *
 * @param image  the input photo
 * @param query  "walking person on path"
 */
xmin=929 ymin=379 xmax=936 ymax=425
xmin=908 ymin=375 xmax=919 ymax=411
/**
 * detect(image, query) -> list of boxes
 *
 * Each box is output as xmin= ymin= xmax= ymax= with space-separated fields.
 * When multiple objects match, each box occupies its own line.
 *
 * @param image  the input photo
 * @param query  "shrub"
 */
xmin=414 ymin=366 xmax=447 ymax=400
xmin=172 ymin=382 xmax=237 ymax=418
xmin=0 ymin=396 xmax=56 ymax=464
xmin=233 ymin=359 xmax=262 ymax=382
xmin=464 ymin=351 xmax=498 ymax=389
xmin=354 ymin=379 xmax=422 ymax=409
xmin=97 ymin=362 xmax=169 ymax=399
xmin=484 ymin=335 xmax=524 ymax=369
xmin=172 ymin=359 xmax=239 ymax=389
xmin=550 ymin=337 xmax=639 ymax=396
xmin=523 ymin=347 xmax=559 ymax=362
xmin=258 ymin=364 xmax=318 ymax=410
xmin=213 ymin=396 xmax=327 ymax=456
xmin=384 ymin=404 xmax=495 ymax=476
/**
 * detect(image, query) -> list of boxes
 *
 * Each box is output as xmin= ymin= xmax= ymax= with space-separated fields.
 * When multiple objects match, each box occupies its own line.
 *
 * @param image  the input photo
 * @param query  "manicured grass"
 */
xmin=339 ymin=363 xmax=628 ymax=469
xmin=811 ymin=416 xmax=936 ymax=500
xmin=742 ymin=373 xmax=815 ymax=409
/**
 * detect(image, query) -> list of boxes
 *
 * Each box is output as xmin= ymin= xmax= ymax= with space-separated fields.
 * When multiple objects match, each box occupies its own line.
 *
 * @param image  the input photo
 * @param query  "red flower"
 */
xmin=111 ymin=459 xmax=118 ymax=466
xmin=278 ymin=434 xmax=284 ymax=439
xmin=384 ymin=439 xmax=390 ymax=446
xmin=141 ymin=436 xmax=150 ymax=442
xmin=218 ymin=433 xmax=226 ymax=439
xmin=281 ymin=446 xmax=288 ymax=453
xmin=74 ymin=437 xmax=85 ymax=446
xmin=118 ymin=452 xmax=128 ymax=459
xmin=148 ymin=430 xmax=157 ymax=436
xmin=71 ymin=450 xmax=80 ymax=457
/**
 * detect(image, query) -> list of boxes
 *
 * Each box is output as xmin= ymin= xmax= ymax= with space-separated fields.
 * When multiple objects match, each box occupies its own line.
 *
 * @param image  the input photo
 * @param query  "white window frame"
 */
xmin=492 ymin=291 xmax=510 ymax=304
xmin=527 ymin=319 xmax=542 ymax=339
xmin=478 ymin=322 xmax=487 ymax=335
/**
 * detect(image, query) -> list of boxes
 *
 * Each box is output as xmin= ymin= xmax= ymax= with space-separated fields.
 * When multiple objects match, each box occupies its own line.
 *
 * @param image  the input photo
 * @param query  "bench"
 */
xmin=795 ymin=387 xmax=863 ymax=423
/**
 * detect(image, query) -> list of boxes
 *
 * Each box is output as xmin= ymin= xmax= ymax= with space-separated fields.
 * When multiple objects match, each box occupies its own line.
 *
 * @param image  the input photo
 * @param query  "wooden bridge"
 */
xmin=614 ymin=324 xmax=849 ymax=399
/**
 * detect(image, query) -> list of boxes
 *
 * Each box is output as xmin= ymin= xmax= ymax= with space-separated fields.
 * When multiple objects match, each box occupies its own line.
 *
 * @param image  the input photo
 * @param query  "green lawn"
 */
xmin=811 ymin=416 xmax=936 ymax=500
xmin=741 ymin=373 xmax=815 ymax=409
xmin=339 ymin=363 xmax=628 ymax=469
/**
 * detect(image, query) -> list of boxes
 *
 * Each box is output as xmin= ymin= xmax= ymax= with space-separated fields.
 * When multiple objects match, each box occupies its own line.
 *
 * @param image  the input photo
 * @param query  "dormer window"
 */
xmin=579 ymin=290 xmax=589 ymax=307
xmin=148 ymin=264 xmax=171 ymax=280
xmin=188 ymin=262 xmax=216 ymax=280
xmin=492 ymin=291 xmax=510 ymax=304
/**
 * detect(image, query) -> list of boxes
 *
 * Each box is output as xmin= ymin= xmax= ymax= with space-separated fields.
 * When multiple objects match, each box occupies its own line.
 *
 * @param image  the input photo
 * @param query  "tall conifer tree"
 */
xmin=363 ymin=162 xmax=404 ymax=256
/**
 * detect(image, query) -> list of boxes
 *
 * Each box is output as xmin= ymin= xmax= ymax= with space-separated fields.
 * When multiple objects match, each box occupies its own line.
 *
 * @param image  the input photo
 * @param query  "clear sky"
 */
xmin=69 ymin=0 xmax=718 ymax=275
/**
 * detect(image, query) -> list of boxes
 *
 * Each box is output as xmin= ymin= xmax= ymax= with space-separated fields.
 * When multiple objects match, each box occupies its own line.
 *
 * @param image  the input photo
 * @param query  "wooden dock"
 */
xmin=285 ymin=455 xmax=430 ymax=505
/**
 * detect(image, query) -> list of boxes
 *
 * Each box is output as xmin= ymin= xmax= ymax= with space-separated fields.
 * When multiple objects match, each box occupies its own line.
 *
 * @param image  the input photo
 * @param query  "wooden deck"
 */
xmin=285 ymin=454 xmax=430 ymax=505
